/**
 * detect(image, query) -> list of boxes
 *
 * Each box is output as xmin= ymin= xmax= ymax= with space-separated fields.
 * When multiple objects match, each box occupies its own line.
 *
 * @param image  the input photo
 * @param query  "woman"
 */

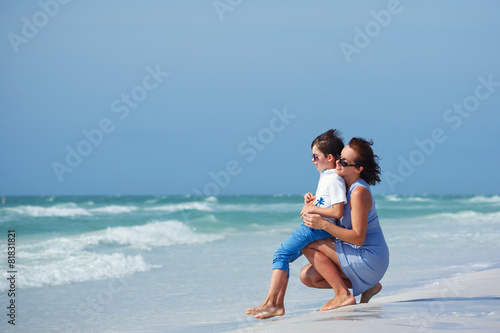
xmin=300 ymin=137 xmax=389 ymax=311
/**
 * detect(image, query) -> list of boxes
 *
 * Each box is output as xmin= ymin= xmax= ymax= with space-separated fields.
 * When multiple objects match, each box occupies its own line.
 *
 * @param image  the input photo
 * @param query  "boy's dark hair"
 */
xmin=311 ymin=129 xmax=344 ymax=158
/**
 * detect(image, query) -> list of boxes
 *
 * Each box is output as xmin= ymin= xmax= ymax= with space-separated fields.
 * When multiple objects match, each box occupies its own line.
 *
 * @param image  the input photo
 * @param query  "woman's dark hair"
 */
xmin=348 ymin=137 xmax=381 ymax=186
xmin=311 ymin=129 xmax=344 ymax=158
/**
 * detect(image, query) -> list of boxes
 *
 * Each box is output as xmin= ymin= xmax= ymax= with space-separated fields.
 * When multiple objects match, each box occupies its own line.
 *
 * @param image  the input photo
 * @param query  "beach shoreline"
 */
xmin=235 ymin=268 xmax=500 ymax=332
xmin=1 ymin=195 xmax=499 ymax=332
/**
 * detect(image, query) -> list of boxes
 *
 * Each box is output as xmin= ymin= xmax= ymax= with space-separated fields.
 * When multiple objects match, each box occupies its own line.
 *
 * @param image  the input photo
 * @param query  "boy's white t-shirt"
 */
xmin=313 ymin=169 xmax=347 ymax=224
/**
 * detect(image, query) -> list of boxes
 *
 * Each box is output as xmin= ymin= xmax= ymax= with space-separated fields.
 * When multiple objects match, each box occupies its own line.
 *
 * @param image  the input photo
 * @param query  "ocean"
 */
xmin=1 ymin=194 xmax=499 ymax=332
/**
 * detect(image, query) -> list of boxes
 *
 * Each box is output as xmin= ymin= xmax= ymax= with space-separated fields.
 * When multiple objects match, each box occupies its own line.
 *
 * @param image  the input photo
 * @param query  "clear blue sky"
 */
xmin=1 ymin=1 xmax=499 ymax=196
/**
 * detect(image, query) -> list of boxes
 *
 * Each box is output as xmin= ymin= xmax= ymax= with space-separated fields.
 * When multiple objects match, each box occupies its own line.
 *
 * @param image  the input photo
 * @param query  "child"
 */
xmin=246 ymin=129 xmax=346 ymax=319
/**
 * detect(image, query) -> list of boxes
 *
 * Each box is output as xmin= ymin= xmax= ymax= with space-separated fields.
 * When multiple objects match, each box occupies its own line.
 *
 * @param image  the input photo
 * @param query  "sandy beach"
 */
xmin=237 ymin=268 xmax=500 ymax=332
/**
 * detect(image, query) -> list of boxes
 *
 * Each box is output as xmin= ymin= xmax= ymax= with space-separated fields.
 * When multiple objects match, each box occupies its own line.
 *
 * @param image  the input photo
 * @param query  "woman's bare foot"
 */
xmin=320 ymin=293 xmax=356 ymax=311
xmin=360 ymin=283 xmax=382 ymax=303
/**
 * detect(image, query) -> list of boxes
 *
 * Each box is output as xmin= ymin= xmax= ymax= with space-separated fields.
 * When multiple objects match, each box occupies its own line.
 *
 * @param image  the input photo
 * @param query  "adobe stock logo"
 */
xmin=51 ymin=65 xmax=169 ymax=183
xmin=191 ymin=107 xmax=296 ymax=197
xmin=180 ymin=106 xmax=295 ymax=225
xmin=384 ymin=74 xmax=499 ymax=192
xmin=339 ymin=0 xmax=408 ymax=64
xmin=7 ymin=0 xmax=71 ymax=54
xmin=212 ymin=0 xmax=243 ymax=21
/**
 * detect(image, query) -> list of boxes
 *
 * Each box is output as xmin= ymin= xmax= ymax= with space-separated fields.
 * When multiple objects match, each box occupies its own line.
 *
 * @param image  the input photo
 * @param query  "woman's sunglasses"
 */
xmin=338 ymin=158 xmax=361 ymax=167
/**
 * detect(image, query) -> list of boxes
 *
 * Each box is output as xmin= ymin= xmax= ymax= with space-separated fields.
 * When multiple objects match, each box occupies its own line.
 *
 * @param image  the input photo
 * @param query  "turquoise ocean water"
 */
xmin=1 ymin=194 xmax=499 ymax=332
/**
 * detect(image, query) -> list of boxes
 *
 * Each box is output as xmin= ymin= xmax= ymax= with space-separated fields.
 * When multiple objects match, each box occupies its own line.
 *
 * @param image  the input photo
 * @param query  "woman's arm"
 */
xmin=303 ymin=187 xmax=371 ymax=246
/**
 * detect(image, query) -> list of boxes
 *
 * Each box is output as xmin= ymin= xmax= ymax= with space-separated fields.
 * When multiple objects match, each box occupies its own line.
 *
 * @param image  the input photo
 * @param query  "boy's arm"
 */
xmin=302 ymin=173 xmax=346 ymax=220
xmin=300 ymin=201 xmax=344 ymax=220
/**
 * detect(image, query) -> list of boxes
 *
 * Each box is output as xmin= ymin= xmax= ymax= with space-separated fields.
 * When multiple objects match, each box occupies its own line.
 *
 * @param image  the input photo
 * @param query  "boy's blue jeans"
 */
xmin=272 ymin=222 xmax=332 ymax=277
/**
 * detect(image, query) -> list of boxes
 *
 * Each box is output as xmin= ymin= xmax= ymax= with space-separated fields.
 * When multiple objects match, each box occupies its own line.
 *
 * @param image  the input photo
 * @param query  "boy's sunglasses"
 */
xmin=312 ymin=153 xmax=335 ymax=161
xmin=312 ymin=154 xmax=345 ymax=162
xmin=312 ymin=154 xmax=322 ymax=161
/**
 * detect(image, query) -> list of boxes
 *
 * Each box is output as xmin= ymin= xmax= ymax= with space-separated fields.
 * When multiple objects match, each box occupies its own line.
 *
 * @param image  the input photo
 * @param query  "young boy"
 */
xmin=246 ymin=129 xmax=346 ymax=319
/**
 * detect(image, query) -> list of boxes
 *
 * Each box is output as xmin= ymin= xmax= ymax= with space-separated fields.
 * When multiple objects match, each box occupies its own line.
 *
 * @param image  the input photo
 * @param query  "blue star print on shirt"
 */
xmin=315 ymin=197 xmax=325 ymax=207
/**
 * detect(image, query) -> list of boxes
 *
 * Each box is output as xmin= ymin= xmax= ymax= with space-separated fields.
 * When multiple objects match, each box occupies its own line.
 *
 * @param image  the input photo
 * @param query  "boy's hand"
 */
xmin=304 ymin=192 xmax=316 ymax=205
xmin=300 ymin=205 xmax=316 ymax=219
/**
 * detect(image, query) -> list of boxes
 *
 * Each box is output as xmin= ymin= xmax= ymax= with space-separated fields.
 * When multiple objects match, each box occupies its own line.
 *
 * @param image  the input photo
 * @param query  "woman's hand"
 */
xmin=304 ymin=192 xmax=315 ymax=205
xmin=303 ymin=213 xmax=328 ymax=230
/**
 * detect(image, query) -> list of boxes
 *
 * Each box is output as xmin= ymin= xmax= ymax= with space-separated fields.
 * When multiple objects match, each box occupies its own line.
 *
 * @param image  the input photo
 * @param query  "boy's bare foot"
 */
xmin=360 ymin=283 xmax=382 ymax=303
xmin=320 ymin=293 xmax=356 ymax=311
xmin=253 ymin=306 xmax=285 ymax=319
xmin=246 ymin=303 xmax=285 ymax=319
xmin=246 ymin=305 xmax=263 ymax=316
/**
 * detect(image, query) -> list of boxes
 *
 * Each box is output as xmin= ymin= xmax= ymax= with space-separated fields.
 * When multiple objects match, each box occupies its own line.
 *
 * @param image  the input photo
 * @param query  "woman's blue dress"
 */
xmin=335 ymin=179 xmax=390 ymax=296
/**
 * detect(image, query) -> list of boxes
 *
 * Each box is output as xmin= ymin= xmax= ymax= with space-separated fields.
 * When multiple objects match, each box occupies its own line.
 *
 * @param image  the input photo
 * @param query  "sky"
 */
xmin=1 ymin=0 xmax=499 ymax=196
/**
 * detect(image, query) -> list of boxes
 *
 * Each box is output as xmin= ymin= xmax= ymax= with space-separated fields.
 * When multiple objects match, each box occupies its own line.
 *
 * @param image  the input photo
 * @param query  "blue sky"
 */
xmin=1 ymin=1 xmax=499 ymax=196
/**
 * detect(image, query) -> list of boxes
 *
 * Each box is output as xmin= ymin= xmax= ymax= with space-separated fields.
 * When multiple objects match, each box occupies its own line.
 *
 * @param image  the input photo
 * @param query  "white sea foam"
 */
xmin=205 ymin=196 xmax=218 ymax=202
xmin=145 ymin=202 xmax=213 ymax=212
xmin=96 ymin=220 xmax=224 ymax=250
xmin=0 ymin=253 xmax=152 ymax=290
xmin=425 ymin=210 xmax=500 ymax=223
xmin=146 ymin=200 xmax=300 ymax=214
xmin=0 ymin=215 xmax=13 ymax=223
xmin=384 ymin=210 xmax=500 ymax=229
xmin=465 ymin=195 xmax=500 ymax=205
xmin=4 ymin=204 xmax=92 ymax=217
xmin=19 ymin=220 xmax=224 ymax=260
xmin=217 ymin=203 xmax=302 ymax=213
xmin=2 ymin=199 xmax=301 ymax=218
xmin=1 ymin=220 xmax=222 ymax=290
xmin=383 ymin=195 xmax=432 ymax=202
xmin=384 ymin=195 xmax=402 ymax=202
xmin=90 ymin=205 xmax=139 ymax=214
xmin=406 ymin=196 xmax=433 ymax=202
xmin=3 ymin=204 xmax=139 ymax=217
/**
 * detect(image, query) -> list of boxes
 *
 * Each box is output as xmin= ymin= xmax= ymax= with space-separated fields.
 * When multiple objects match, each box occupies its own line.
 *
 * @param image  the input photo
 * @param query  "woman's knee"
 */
xmin=302 ymin=240 xmax=321 ymax=258
xmin=305 ymin=239 xmax=322 ymax=251
xmin=302 ymin=246 xmax=315 ymax=258
xmin=299 ymin=264 xmax=313 ymax=286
